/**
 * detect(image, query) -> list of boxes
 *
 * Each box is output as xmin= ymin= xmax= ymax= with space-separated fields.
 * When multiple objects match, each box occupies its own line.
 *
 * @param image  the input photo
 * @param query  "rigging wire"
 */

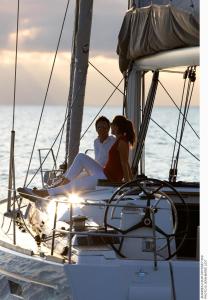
xmin=12 ymin=0 xmax=20 ymax=131
xmin=26 ymin=116 xmax=68 ymax=187
xmin=42 ymin=113 xmax=66 ymax=182
xmin=1 ymin=0 xmax=19 ymax=233
xmin=87 ymin=63 xmax=199 ymax=142
xmin=80 ymin=77 xmax=124 ymax=140
xmin=88 ymin=61 xmax=124 ymax=95
xmin=32 ymin=69 xmax=198 ymax=186
xmin=29 ymin=66 xmax=199 ymax=186
xmin=24 ymin=0 xmax=71 ymax=187
xmin=132 ymin=70 xmax=159 ymax=170
xmin=133 ymin=69 xmax=199 ymax=163
xmin=149 ymin=115 xmax=199 ymax=162
xmin=174 ymin=67 xmax=196 ymax=170
xmin=54 ymin=106 xmax=68 ymax=163
xmin=158 ymin=79 xmax=199 ymax=139
xmin=22 ymin=22 xmax=198 ymax=184
xmin=50 ymin=89 xmax=71 ymax=173
xmin=27 ymin=72 xmax=123 ymax=185
xmin=26 ymin=68 xmax=88 ymax=187
xmin=170 ymin=67 xmax=189 ymax=169
xmin=4 ymin=0 xmax=20 ymax=231
xmin=5 ymin=0 xmax=199 ymax=245
xmin=176 ymin=77 xmax=193 ymax=161
xmin=91 ymin=66 xmax=199 ymax=163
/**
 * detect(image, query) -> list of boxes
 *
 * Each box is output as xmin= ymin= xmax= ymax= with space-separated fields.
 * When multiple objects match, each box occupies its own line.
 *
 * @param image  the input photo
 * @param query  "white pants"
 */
xmin=48 ymin=153 xmax=107 ymax=196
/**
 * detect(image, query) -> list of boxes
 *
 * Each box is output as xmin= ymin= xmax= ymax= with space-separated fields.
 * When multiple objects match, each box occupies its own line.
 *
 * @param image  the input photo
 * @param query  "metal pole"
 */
xmin=68 ymin=202 xmax=73 ymax=263
xmin=38 ymin=149 xmax=44 ymax=188
xmin=12 ymin=191 xmax=16 ymax=245
xmin=151 ymin=208 xmax=158 ymax=271
xmin=140 ymin=71 xmax=145 ymax=174
xmin=51 ymin=201 xmax=58 ymax=256
xmin=7 ymin=130 xmax=15 ymax=213
xmin=126 ymin=69 xmax=142 ymax=172
xmin=12 ymin=156 xmax=16 ymax=245
xmin=51 ymin=148 xmax=57 ymax=170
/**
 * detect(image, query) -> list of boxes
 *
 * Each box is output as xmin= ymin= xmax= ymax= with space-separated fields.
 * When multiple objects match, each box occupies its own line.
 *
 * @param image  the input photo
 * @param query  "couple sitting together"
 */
xmin=18 ymin=115 xmax=135 ymax=201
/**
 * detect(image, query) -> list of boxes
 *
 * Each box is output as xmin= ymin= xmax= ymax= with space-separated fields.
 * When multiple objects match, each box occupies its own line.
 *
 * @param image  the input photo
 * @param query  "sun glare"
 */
xmin=46 ymin=193 xmax=83 ymax=223
xmin=67 ymin=193 xmax=84 ymax=206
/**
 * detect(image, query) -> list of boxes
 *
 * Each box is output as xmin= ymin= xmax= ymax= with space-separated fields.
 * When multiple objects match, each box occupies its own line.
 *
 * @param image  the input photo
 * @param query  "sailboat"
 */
xmin=0 ymin=0 xmax=199 ymax=299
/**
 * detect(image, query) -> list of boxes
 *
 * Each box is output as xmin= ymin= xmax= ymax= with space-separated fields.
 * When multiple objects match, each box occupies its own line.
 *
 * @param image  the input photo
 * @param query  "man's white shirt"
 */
xmin=94 ymin=135 xmax=116 ymax=167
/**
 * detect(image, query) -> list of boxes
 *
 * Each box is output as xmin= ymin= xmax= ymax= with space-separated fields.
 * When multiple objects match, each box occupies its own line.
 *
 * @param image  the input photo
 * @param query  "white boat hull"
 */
xmin=0 ymin=245 xmax=71 ymax=299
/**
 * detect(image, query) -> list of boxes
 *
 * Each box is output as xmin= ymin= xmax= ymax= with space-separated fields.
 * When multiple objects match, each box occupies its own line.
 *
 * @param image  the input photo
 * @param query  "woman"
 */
xmin=103 ymin=115 xmax=135 ymax=183
xmin=17 ymin=115 xmax=135 ymax=199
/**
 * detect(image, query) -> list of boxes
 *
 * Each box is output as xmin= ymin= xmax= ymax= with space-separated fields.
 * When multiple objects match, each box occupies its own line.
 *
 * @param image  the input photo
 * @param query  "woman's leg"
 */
xmin=48 ymin=174 xmax=105 ymax=196
xmin=48 ymin=153 xmax=107 ymax=196
xmin=64 ymin=153 xmax=104 ymax=180
xmin=31 ymin=153 xmax=106 ymax=197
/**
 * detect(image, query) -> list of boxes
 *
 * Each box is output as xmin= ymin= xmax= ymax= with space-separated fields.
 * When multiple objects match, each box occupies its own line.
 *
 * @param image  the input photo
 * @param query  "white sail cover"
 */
xmin=117 ymin=4 xmax=199 ymax=73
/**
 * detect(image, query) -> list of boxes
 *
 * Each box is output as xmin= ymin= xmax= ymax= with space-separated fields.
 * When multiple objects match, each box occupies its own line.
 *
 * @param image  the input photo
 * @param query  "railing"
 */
xmin=38 ymin=148 xmax=94 ymax=188
xmin=38 ymin=148 xmax=63 ymax=188
xmin=49 ymin=198 xmax=174 ymax=270
xmin=2 ymin=187 xmax=199 ymax=269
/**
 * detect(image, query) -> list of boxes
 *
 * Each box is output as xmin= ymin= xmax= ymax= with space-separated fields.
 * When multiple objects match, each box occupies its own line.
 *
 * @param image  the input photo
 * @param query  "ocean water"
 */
xmin=0 ymin=105 xmax=199 ymax=199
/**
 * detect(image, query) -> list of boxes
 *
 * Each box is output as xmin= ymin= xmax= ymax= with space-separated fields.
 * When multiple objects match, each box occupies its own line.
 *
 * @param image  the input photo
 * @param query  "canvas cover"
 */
xmin=117 ymin=5 xmax=199 ymax=73
xmin=134 ymin=0 xmax=199 ymax=20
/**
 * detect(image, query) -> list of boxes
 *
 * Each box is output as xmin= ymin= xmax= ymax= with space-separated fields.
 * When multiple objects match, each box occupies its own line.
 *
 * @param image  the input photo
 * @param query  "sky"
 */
xmin=0 ymin=0 xmax=199 ymax=107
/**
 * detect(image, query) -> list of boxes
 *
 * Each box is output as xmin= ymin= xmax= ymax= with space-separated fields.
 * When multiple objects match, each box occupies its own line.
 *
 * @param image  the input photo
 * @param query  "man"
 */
xmin=94 ymin=116 xmax=116 ymax=167
xmin=42 ymin=116 xmax=115 ymax=188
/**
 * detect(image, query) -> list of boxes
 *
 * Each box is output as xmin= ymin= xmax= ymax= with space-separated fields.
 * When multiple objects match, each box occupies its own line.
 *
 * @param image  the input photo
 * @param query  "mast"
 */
xmin=65 ymin=1 xmax=79 ymax=165
xmin=66 ymin=0 xmax=93 ymax=167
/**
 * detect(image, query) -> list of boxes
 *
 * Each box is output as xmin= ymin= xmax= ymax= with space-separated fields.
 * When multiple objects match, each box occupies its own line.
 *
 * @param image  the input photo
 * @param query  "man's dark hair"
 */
xmin=95 ymin=116 xmax=110 ymax=129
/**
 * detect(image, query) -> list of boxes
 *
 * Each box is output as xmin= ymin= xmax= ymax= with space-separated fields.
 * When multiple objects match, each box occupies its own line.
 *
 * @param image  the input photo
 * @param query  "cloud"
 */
xmin=0 ymin=50 xmax=71 ymax=105
xmin=0 ymin=50 xmax=124 ymax=106
xmin=0 ymin=0 xmax=127 ymax=56
xmin=0 ymin=1 xmax=73 ymax=51
xmin=0 ymin=0 xmax=199 ymax=55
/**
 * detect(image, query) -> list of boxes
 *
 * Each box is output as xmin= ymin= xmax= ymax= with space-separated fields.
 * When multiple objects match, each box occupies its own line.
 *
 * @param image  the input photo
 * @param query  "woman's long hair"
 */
xmin=112 ymin=115 xmax=136 ymax=146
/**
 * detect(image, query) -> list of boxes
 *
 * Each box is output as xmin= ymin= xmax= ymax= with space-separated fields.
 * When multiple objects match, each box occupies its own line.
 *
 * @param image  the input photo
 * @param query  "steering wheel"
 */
xmin=104 ymin=177 xmax=189 ymax=260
